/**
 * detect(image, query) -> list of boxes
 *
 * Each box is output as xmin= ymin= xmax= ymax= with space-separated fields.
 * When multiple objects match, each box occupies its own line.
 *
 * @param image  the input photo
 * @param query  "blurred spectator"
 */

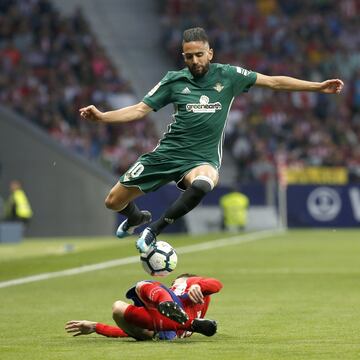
xmin=0 ymin=0 xmax=158 ymax=175
xmin=4 ymin=180 xmax=33 ymax=225
xmin=220 ymin=189 xmax=249 ymax=231
xmin=159 ymin=0 xmax=360 ymax=183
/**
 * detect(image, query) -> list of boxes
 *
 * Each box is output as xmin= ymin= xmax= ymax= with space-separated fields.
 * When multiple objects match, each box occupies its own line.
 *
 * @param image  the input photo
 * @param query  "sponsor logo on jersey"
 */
xmin=186 ymin=95 xmax=222 ymax=113
xmin=213 ymin=83 xmax=224 ymax=92
xmin=181 ymin=87 xmax=191 ymax=94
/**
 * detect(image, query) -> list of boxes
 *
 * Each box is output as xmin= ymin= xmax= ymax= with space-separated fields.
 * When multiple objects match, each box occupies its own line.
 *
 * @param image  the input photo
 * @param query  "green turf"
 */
xmin=0 ymin=232 xmax=231 ymax=281
xmin=1 ymin=229 xmax=360 ymax=360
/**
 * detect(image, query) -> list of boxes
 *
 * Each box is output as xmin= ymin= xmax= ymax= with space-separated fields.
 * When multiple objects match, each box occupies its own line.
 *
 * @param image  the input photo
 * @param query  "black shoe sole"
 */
xmin=191 ymin=319 xmax=217 ymax=336
xmin=158 ymin=301 xmax=189 ymax=324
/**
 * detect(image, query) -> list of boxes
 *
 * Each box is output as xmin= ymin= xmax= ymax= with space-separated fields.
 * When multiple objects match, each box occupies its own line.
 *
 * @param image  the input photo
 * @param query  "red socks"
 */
xmin=124 ymin=305 xmax=193 ymax=332
xmin=138 ymin=282 xmax=173 ymax=305
xmin=95 ymin=282 xmax=193 ymax=338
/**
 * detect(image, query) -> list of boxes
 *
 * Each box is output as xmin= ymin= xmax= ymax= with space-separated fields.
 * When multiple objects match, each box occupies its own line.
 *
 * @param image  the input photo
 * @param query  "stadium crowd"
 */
xmin=0 ymin=0 xmax=158 ymax=174
xmin=159 ymin=0 xmax=360 ymax=183
xmin=1 ymin=0 xmax=359 ymax=184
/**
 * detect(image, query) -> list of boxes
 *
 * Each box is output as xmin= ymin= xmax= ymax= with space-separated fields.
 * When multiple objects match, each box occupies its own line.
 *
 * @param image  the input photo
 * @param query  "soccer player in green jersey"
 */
xmin=80 ymin=27 xmax=344 ymax=253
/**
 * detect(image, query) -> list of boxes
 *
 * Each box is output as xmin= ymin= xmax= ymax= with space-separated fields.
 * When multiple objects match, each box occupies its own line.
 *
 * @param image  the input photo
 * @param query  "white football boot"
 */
xmin=116 ymin=211 xmax=152 ymax=239
xmin=136 ymin=227 xmax=157 ymax=253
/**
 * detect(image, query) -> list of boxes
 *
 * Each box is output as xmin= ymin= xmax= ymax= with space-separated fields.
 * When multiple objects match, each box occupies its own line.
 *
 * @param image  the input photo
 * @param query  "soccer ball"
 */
xmin=140 ymin=241 xmax=177 ymax=276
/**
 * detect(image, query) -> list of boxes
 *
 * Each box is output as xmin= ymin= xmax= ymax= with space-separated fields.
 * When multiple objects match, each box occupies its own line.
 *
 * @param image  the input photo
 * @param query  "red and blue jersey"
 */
xmin=95 ymin=276 xmax=223 ymax=340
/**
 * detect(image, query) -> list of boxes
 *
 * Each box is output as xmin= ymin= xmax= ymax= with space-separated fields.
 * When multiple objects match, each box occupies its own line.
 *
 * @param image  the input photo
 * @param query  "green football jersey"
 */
xmin=142 ymin=63 xmax=257 ymax=168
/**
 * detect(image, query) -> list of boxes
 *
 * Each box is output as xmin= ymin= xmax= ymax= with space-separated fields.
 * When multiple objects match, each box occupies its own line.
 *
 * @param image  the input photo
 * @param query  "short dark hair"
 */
xmin=176 ymin=273 xmax=198 ymax=279
xmin=182 ymin=27 xmax=209 ymax=44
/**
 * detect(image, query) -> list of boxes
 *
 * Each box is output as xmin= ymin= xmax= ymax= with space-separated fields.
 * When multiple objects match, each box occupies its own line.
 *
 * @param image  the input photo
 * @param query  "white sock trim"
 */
xmin=193 ymin=175 xmax=215 ymax=190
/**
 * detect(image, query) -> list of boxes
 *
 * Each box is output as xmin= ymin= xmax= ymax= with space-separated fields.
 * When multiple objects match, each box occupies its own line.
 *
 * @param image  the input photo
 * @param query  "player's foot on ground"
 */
xmin=136 ymin=227 xmax=157 ymax=253
xmin=116 ymin=211 xmax=152 ymax=239
xmin=191 ymin=318 xmax=217 ymax=336
xmin=157 ymin=301 xmax=189 ymax=324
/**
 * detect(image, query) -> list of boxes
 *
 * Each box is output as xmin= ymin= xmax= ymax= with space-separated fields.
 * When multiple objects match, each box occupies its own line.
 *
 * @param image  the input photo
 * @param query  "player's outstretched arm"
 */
xmin=65 ymin=320 xmax=129 ymax=338
xmin=197 ymin=277 xmax=223 ymax=296
xmin=79 ymin=101 xmax=153 ymax=124
xmin=65 ymin=320 xmax=97 ymax=336
xmin=255 ymin=73 xmax=344 ymax=94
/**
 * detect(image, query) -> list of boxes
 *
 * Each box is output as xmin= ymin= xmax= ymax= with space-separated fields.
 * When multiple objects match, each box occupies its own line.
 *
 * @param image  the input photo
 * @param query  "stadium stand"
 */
xmin=159 ymin=0 xmax=360 ymax=183
xmin=0 ymin=0 xmax=158 ymax=175
xmin=2 ymin=0 xmax=359 ymax=184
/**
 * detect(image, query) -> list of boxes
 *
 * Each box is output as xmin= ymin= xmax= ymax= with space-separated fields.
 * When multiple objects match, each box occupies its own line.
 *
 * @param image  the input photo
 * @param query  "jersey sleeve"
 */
xmin=142 ymin=73 xmax=173 ymax=111
xmin=226 ymin=64 xmax=257 ymax=96
xmin=95 ymin=323 xmax=129 ymax=338
xmin=196 ymin=277 xmax=223 ymax=296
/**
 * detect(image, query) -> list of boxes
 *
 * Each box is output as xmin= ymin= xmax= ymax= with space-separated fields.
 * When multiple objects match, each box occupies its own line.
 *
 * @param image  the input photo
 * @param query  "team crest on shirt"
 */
xmin=213 ymin=82 xmax=224 ymax=92
xmin=186 ymin=95 xmax=222 ymax=113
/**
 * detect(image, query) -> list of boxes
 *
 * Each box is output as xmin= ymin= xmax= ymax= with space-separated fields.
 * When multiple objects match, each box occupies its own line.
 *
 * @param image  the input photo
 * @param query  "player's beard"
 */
xmin=188 ymin=62 xmax=210 ymax=78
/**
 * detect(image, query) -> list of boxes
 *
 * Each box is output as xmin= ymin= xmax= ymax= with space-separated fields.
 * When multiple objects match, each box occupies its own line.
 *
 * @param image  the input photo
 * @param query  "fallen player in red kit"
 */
xmin=65 ymin=273 xmax=223 ymax=340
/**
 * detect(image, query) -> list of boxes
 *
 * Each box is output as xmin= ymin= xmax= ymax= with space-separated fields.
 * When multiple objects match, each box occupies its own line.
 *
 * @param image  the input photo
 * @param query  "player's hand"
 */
xmin=65 ymin=320 xmax=97 ymax=336
xmin=79 ymin=105 xmax=105 ymax=122
xmin=318 ymin=79 xmax=344 ymax=94
xmin=188 ymin=284 xmax=204 ymax=304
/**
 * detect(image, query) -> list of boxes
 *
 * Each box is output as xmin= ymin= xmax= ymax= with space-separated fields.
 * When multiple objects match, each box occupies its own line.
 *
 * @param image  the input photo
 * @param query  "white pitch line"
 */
xmin=0 ymin=228 xmax=284 ymax=289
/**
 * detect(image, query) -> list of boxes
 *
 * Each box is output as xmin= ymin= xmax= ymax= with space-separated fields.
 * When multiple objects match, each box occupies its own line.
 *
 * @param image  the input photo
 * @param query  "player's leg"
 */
xmin=112 ymin=300 xmax=154 ymax=340
xmin=105 ymin=182 xmax=152 ymax=238
xmin=123 ymin=304 xmax=217 ymax=337
xmin=135 ymin=281 xmax=188 ymax=324
xmin=136 ymin=164 xmax=218 ymax=252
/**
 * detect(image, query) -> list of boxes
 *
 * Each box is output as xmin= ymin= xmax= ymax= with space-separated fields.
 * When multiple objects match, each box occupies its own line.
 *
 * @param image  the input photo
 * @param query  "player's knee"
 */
xmin=105 ymin=193 xmax=115 ymax=209
xmin=112 ymin=300 xmax=129 ymax=318
xmin=191 ymin=175 xmax=215 ymax=196
xmin=105 ymin=192 xmax=123 ymax=210
xmin=135 ymin=281 xmax=148 ymax=296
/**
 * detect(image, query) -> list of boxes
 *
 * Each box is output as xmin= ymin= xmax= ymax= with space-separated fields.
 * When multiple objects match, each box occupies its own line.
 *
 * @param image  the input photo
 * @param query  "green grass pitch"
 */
xmin=1 ymin=229 xmax=360 ymax=360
